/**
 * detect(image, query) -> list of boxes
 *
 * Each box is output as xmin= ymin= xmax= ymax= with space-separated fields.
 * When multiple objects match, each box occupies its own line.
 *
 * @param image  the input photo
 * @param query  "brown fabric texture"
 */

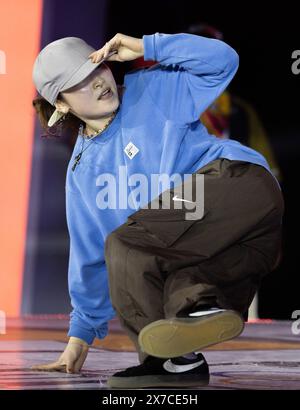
xmin=104 ymin=158 xmax=285 ymax=363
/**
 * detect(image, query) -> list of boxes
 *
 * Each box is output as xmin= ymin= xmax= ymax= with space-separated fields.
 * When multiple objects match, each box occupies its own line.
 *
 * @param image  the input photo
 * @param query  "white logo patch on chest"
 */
xmin=124 ymin=141 xmax=139 ymax=160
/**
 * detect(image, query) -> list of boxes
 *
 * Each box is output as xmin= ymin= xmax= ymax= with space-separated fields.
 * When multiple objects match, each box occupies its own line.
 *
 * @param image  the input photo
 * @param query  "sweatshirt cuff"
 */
xmin=68 ymin=324 xmax=96 ymax=345
xmin=68 ymin=321 xmax=109 ymax=345
xmin=143 ymin=33 xmax=157 ymax=62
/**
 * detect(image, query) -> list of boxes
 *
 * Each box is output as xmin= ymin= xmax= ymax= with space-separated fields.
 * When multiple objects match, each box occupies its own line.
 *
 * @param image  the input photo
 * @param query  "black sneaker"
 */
xmin=138 ymin=308 xmax=244 ymax=358
xmin=106 ymin=353 xmax=209 ymax=388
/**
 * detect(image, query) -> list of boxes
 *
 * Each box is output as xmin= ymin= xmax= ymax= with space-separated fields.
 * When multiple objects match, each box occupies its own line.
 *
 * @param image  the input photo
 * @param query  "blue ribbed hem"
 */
xmin=143 ymin=33 xmax=157 ymax=61
xmin=95 ymin=322 xmax=109 ymax=340
xmin=68 ymin=321 xmax=110 ymax=345
xmin=67 ymin=324 xmax=96 ymax=345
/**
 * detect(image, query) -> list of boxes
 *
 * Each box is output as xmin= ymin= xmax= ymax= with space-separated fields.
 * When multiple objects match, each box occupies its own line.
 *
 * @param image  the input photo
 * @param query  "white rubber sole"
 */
xmin=107 ymin=373 xmax=210 ymax=389
xmin=138 ymin=310 xmax=244 ymax=358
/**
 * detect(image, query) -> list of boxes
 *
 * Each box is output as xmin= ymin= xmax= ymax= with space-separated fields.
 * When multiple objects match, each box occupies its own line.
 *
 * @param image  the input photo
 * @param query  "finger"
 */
xmin=88 ymin=32 xmax=120 ymax=60
xmin=66 ymin=361 xmax=76 ymax=374
xmin=102 ymin=39 xmax=120 ymax=59
xmin=30 ymin=362 xmax=56 ymax=370
xmin=90 ymin=49 xmax=118 ymax=64
xmin=89 ymin=35 xmax=119 ymax=62
xmin=97 ymin=42 xmax=113 ymax=61
xmin=88 ymin=53 xmax=97 ymax=62
xmin=88 ymin=52 xmax=101 ymax=63
xmin=88 ymin=49 xmax=102 ymax=63
xmin=103 ymin=50 xmax=119 ymax=62
xmin=73 ymin=350 xmax=89 ymax=373
xmin=31 ymin=362 xmax=66 ymax=372
xmin=92 ymin=50 xmax=106 ymax=63
xmin=96 ymin=43 xmax=110 ymax=61
xmin=103 ymin=42 xmax=110 ymax=59
xmin=105 ymin=53 xmax=122 ymax=62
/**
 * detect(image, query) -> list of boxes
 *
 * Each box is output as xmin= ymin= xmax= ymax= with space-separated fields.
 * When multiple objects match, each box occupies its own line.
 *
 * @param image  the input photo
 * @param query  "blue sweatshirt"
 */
xmin=65 ymin=32 xmax=279 ymax=344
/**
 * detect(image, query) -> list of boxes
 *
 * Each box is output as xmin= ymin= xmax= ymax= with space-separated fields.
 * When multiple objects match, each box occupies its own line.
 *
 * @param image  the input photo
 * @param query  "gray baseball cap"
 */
xmin=32 ymin=37 xmax=117 ymax=127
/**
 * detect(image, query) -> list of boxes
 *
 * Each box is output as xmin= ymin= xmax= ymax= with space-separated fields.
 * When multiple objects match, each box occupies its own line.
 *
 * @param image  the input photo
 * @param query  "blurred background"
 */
xmin=0 ymin=0 xmax=299 ymax=321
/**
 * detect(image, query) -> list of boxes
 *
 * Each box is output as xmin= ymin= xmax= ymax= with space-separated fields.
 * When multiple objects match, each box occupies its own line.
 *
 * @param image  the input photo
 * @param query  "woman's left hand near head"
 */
xmin=88 ymin=33 xmax=144 ymax=63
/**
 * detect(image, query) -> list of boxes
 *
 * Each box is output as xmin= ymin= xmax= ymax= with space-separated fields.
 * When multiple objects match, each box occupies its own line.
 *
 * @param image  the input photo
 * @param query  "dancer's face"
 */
xmin=56 ymin=63 xmax=120 ymax=120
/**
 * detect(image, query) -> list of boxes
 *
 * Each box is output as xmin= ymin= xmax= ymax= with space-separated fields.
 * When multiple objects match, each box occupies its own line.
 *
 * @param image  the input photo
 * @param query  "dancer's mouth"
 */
xmin=98 ymin=87 xmax=113 ymax=100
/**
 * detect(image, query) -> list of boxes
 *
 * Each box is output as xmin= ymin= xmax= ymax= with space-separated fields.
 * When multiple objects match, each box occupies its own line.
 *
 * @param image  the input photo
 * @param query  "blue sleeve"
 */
xmin=66 ymin=188 xmax=116 ymax=345
xmin=142 ymin=32 xmax=239 ymax=124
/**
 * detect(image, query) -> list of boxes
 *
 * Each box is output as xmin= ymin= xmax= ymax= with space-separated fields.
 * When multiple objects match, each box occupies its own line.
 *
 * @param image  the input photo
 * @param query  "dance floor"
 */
xmin=0 ymin=316 xmax=299 ymax=390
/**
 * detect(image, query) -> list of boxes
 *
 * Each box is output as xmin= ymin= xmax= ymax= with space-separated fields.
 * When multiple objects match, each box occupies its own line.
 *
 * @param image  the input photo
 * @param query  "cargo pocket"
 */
xmin=127 ymin=207 xmax=206 ymax=248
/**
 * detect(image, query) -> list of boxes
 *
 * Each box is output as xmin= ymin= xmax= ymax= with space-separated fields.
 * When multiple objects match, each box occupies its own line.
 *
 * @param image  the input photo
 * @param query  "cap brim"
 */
xmin=47 ymin=50 xmax=117 ymax=127
xmin=60 ymin=50 xmax=117 ymax=92
xmin=47 ymin=109 xmax=65 ymax=127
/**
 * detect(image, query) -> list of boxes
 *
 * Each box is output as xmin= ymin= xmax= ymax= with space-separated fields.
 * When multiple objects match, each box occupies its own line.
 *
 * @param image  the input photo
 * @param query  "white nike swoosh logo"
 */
xmin=189 ymin=309 xmax=226 ymax=317
xmin=172 ymin=194 xmax=195 ymax=204
xmin=163 ymin=359 xmax=204 ymax=373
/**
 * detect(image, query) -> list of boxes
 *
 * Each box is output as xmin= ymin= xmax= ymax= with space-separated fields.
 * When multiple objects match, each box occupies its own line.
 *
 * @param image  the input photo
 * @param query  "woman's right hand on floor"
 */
xmin=30 ymin=336 xmax=90 ymax=373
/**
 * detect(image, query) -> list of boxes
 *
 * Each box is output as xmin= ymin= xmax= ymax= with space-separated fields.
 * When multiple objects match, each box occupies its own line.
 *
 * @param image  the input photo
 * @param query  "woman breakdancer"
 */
xmin=31 ymin=32 xmax=284 ymax=388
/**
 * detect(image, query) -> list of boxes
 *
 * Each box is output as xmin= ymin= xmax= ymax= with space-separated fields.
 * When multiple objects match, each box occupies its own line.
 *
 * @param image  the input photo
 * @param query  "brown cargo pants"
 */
xmin=104 ymin=158 xmax=285 ymax=364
